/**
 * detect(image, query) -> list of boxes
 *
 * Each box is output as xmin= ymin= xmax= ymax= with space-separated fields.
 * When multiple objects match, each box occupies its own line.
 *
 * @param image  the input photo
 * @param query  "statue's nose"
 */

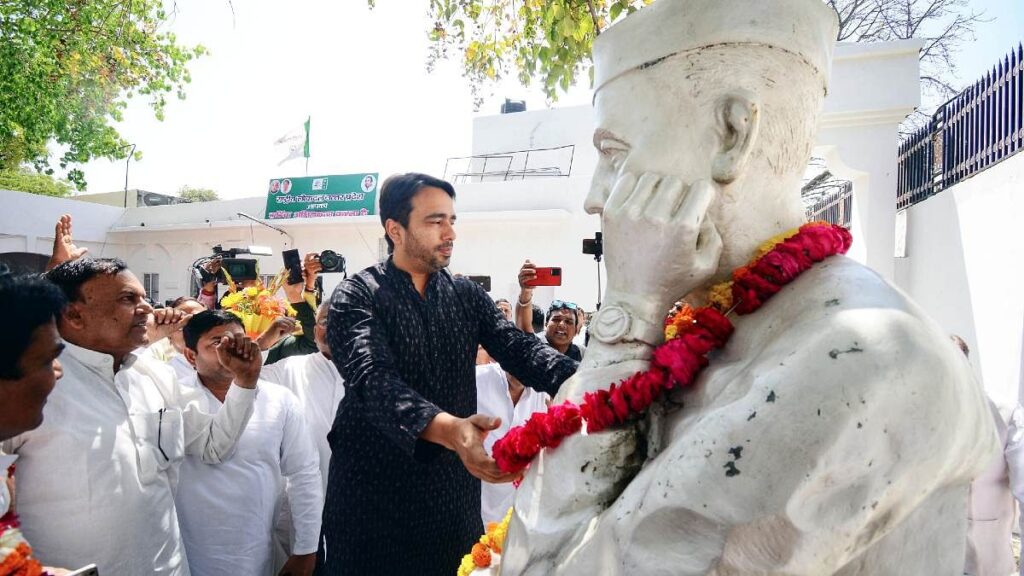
xmin=584 ymin=184 xmax=608 ymax=214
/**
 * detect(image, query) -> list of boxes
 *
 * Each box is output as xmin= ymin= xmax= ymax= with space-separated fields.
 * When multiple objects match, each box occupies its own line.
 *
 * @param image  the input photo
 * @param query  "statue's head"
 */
xmin=586 ymin=0 xmax=838 ymax=274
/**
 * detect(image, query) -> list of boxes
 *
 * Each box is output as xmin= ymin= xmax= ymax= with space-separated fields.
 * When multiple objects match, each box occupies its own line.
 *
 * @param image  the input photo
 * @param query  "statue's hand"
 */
xmin=603 ymin=172 xmax=722 ymax=328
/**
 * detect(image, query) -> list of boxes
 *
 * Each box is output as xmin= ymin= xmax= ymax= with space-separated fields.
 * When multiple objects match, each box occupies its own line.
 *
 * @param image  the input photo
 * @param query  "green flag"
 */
xmin=303 ymin=116 xmax=310 ymax=159
xmin=274 ymin=116 xmax=311 ymax=166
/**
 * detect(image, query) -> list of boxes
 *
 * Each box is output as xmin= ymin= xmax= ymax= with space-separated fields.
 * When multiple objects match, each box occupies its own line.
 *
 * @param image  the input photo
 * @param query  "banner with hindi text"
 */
xmin=265 ymin=173 xmax=377 ymax=220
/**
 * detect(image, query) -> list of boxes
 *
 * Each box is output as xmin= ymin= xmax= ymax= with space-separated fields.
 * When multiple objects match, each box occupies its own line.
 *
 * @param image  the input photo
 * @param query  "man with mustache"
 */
xmin=2 ymin=258 xmax=259 ymax=574
xmin=316 ymin=173 xmax=578 ymax=576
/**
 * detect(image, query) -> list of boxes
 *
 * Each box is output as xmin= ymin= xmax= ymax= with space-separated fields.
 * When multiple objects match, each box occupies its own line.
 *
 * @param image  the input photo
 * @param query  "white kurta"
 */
xmin=0 ymin=342 xmax=256 ymax=575
xmin=175 ymin=376 xmax=322 ymax=576
xmin=476 ymin=363 xmax=549 ymax=525
xmin=260 ymin=352 xmax=345 ymax=492
xmin=0 ymin=453 xmax=14 ymax=518
xmin=168 ymin=353 xmax=195 ymax=382
xmin=1002 ymin=405 xmax=1024 ymax=576
xmin=965 ymin=399 xmax=1016 ymax=576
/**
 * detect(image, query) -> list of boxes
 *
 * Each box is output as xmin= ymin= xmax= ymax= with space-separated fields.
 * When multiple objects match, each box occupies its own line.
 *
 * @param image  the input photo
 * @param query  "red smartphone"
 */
xmin=525 ymin=267 xmax=562 ymax=287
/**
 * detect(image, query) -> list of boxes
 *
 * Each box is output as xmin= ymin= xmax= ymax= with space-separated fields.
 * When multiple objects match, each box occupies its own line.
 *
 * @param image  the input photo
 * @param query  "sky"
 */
xmin=73 ymin=0 xmax=1024 ymax=200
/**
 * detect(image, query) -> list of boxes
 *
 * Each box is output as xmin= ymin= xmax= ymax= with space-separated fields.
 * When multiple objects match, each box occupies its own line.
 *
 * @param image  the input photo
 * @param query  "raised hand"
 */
xmin=517 ymin=259 xmax=537 ymax=290
xmin=147 ymin=308 xmax=192 ymax=343
xmin=214 ymin=332 xmax=261 ymax=388
xmin=256 ymin=316 xmax=298 ymax=350
xmin=302 ymin=252 xmax=322 ymax=288
xmin=46 ymin=214 xmax=88 ymax=271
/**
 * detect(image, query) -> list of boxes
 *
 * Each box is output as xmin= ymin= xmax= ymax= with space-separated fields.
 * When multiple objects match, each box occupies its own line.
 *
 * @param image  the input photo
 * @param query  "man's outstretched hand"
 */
xmin=423 ymin=412 xmax=518 ymax=484
xmin=47 ymin=214 xmax=88 ymax=271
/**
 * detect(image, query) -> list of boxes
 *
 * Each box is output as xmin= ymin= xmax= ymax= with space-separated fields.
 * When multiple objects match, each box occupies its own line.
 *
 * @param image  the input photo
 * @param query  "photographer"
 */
xmin=515 ymin=260 xmax=583 ymax=361
xmin=264 ymin=252 xmax=321 ymax=365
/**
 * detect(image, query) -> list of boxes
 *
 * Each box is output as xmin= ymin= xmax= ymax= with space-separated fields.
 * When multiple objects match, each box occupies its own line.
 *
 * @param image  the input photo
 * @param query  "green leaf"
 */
xmin=610 ymin=2 xmax=623 ymax=21
xmin=559 ymin=16 xmax=576 ymax=38
xmin=0 ymin=0 xmax=206 ymax=189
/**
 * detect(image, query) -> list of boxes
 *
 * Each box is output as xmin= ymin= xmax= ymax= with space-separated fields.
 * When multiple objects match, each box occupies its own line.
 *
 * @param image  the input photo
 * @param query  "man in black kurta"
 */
xmin=317 ymin=173 xmax=578 ymax=575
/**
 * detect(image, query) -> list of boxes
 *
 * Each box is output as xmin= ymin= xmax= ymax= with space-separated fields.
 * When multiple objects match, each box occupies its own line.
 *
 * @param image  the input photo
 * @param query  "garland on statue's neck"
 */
xmin=491 ymin=222 xmax=853 ymax=475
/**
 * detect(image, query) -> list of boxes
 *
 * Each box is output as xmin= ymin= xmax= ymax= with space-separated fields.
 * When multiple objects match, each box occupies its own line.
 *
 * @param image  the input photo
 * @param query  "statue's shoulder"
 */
xmin=735 ymin=255 xmax=966 ymax=388
xmin=777 ymin=256 xmax=942 ymax=347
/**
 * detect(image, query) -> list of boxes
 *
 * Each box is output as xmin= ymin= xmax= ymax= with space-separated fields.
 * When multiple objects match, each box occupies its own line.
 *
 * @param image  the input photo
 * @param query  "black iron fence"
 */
xmin=806 ymin=181 xmax=853 ymax=228
xmin=897 ymin=43 xmax=1023 ymax=210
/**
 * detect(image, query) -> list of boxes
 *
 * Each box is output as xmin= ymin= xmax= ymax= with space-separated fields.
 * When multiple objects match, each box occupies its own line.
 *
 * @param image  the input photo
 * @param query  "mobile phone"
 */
xmin=525 ymin=267 xmax=562 ymax=287
xmin=282 ymin=249 xmax=303 ymax=285
xmin=67 ymin=565 xmax=99 ymax=576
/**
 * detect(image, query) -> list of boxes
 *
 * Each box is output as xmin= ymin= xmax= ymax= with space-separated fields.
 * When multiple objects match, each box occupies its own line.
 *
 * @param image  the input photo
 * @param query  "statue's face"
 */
xmin=585 ymin=70 xmax=717 ymax=215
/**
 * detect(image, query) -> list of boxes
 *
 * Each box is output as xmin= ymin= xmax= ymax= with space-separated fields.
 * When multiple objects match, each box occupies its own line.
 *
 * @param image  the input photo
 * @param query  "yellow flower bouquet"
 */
xmin=219 ymin=269 xmax=296 ymax=338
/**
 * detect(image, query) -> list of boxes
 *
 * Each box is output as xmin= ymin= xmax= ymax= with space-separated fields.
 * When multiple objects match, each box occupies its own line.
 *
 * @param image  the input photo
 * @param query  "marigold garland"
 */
xmin=456 ymin=508 xmax=513 ymax=576
xmin=0 ymin=511 xmax=50 ymax=576
xmin=490 ymin=222 xmax=852 ymax=476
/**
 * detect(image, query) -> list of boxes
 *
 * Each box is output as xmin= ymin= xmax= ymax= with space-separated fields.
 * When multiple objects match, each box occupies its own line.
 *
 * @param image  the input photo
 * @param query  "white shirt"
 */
xmin=1002 ymin=405 xmax=1024 ymax=576
xmin=175 ymin=375 xmax=322 ymax=576
xmin=168 ymin=353 xmax=195 ymax=382
xmin=475 ymin=363 xmax=549 ymax=525
xmin=260 ymin=352 xmax=345 ymax=492
xmin=0 ymin=453 xmax=15 ymax=518
xmin=1 ymin=342 xmax=256 ymax=576
xmin=965 ymin=399 xmax=1016 ymax=576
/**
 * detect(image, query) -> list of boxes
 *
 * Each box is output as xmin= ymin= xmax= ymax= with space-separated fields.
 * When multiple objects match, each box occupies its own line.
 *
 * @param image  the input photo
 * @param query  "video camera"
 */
xmin=582 ymin=232 xmax=603 ymax=260
xmin=196 ymin=244 xmax=272 ymax=284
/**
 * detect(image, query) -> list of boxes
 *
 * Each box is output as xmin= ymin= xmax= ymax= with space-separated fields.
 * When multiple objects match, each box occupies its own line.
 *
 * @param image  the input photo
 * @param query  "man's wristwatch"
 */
xmin=589 ymin=304 xmax=662 ymax=347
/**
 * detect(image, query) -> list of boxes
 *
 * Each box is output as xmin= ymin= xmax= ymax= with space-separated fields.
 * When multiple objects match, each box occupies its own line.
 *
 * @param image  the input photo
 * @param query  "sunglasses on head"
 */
xmin=548 ymin=300 xmax=578 ymax=312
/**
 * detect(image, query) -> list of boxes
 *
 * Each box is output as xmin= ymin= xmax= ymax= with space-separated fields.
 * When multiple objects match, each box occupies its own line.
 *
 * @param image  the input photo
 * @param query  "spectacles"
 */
xmin=548 ymin=300 xmax=578 ymax=312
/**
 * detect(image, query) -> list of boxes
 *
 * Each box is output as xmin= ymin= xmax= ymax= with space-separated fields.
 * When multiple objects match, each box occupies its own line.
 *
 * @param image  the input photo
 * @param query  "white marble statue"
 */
xmin=499 ymin=0 xmax=998 ymax=574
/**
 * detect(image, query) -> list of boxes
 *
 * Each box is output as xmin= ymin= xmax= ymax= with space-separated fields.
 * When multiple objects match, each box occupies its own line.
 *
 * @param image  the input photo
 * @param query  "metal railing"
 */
xmin=897 ymin=43 xmax=1023 ymax=210
xmin=443 ymin=145 xmax=575 ymax=184
xmin=805 ymin=181 xmax=853 ymax=228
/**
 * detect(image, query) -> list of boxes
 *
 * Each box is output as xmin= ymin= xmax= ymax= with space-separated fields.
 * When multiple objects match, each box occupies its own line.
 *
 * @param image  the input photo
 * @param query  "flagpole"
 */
xmin=304 ymin=115 xmax=311 ymax=177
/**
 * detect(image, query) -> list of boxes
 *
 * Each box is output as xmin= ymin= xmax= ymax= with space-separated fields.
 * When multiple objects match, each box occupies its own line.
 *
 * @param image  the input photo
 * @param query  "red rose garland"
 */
xmin=492 ymin=222 xmax=852 ymax=474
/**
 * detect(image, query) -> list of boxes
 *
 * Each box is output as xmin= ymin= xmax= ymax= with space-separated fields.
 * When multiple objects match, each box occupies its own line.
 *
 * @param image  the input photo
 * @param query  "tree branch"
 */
xmin=586 ymin=0 xmax=601 ymax=36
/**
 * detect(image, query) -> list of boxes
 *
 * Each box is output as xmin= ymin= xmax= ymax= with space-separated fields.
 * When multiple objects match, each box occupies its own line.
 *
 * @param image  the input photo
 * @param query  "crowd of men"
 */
xmin=0 ymin=173 xmax=591 ymax=576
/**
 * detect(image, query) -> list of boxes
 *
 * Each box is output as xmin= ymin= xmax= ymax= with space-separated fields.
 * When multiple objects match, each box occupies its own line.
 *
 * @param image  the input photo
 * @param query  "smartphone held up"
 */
xmin=525 ymin=267 xmax=562 ymax=287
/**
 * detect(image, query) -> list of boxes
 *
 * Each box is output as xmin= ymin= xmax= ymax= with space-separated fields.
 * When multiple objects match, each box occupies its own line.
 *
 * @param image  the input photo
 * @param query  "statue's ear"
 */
xmin=712 ymin=91 xmax=760 ymax=184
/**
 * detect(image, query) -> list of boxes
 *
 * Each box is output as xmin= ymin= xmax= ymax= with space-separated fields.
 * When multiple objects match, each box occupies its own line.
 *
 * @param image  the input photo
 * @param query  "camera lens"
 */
xmin=320 ymin=250 xmax=340 ymax=270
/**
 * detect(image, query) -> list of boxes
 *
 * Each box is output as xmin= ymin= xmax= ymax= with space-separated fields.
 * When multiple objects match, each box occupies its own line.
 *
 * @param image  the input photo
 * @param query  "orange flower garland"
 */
xmin=491 ymin=222 xmax=852 ymax=475
xmin=457 ymin=508 xmax=512 ymax=576
xmin=0 ymin=512 xmax=50 ymax=576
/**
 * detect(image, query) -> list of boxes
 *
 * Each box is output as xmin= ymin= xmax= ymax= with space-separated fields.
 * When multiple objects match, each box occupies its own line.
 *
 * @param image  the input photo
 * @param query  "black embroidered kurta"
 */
xmin=317 ymin=259 xmax=578 ymax=575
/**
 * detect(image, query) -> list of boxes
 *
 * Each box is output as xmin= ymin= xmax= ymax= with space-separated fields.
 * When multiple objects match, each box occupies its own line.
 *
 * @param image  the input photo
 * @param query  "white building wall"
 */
xmin=0 ymin=190 xmax=127 ymax=261
xmin=894 ymin=152 xmax=1024 ymax=406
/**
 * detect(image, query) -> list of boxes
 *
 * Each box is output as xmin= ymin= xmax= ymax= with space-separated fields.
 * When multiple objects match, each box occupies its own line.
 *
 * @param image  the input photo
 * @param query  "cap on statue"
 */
xmin=593 ymin=0 xmax=839 ymax=94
